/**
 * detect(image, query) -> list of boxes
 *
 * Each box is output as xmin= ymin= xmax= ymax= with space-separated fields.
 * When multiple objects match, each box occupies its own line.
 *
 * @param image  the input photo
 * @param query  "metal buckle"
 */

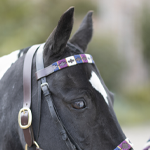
xmin=25 ymin=144 xmax=28 ymax=150
xmin=25 ymin=141 xmax=40 ymax=150
xmin=34 ymin=141 xmax=40 ymax=148
xmin=18 ymin=107 xmax=32 ymax=129
xmin=41 ymin=82 xmax=49 ymax=89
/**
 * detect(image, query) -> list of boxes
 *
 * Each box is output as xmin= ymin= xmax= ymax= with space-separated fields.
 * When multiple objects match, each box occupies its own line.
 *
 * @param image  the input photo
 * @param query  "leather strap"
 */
xmin=36 ymin=44 xmax=82 ymax=150
xmin=21 ymin=44 xmax=40 ymax=147
xmin=41 ymin=84 xmax=77 ymax=150
xmin=23 ymin=45 xmax=40 ymax=108
xmin=35 ymin=54 xmax=94 ymax=80
xmin=35 ymin=44 xmax=45 ymax=139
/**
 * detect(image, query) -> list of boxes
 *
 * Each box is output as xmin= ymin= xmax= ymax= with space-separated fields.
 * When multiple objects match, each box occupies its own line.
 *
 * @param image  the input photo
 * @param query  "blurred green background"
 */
xmin=0 ymin=0 xmax=150 ymax=126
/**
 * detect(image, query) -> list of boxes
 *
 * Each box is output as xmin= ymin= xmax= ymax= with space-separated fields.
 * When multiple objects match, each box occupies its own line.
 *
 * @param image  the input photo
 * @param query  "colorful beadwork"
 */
xmin=36 ymin=54 xmax=94 ymax=80
xmin=52 ymin=54 xmax=94 ymax=70
xmin=114 ymin=138 xmax=133 ymax=150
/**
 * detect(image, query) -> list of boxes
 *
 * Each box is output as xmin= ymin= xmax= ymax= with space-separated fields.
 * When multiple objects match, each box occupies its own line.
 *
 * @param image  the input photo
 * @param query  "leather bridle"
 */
xmin=18 ymin=43 xmax=91 ymax=150
xmin=18 ymin=43 xmax=134 ymax=150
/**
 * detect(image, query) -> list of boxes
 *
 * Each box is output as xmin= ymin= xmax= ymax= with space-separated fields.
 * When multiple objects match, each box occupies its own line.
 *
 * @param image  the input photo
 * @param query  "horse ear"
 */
xmin=44 ymin=7 xmax=74 ymax=57
xmin=69 ymin=11 xmax=93 ymax=52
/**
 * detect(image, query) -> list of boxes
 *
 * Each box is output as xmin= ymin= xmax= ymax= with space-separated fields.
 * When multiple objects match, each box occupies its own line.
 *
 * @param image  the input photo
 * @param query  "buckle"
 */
xmin=34 ymin=141 xmax=40 ymax=148
xmin=18 ymin=107 xmax=32 ymax=129
xmin=41 ymin=82 xmax=49 ymax=89
xmin=25 ymin=141 xmax=40 ymax=150
xmin=25 ymin=144 xmax=28 ymax=150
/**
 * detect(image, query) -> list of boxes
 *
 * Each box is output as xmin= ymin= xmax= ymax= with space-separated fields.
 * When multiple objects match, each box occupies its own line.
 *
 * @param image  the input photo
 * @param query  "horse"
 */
xmin=0 ymin=7 xmax=134 ymax=150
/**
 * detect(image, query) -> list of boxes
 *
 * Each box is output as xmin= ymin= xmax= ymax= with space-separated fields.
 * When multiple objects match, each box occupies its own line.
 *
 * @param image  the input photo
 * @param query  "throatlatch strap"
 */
xmin=36 ymin=44 xmax=82 ymax=150
xmin=21 ymin=44 xmax=40 ymax=147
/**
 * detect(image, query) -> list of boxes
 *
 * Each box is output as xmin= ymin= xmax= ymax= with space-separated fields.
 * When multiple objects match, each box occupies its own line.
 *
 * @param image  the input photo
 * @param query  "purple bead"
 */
xmin=80 ymin=54 xmax=88 ymax=63
xmin=58 ymin=59 xmax=68 ymax=69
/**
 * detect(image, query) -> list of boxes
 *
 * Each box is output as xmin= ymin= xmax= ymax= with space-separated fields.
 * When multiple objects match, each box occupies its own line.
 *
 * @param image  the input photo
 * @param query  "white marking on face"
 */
xmin=89 ymin=71 xmax=109 ymax=105
xmin=0 ymin=50 xmax=20 ymax=80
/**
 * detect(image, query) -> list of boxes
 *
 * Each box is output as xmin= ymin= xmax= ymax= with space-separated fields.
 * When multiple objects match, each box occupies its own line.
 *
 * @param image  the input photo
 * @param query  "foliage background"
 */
xmin=0 ymin=0 xmax=150 ymax=126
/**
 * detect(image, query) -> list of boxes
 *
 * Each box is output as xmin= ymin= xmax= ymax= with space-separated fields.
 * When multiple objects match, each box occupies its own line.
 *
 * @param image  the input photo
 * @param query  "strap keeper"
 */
xmin=41 ymin=82 xmax=49 ymax=89
xmin=41 ymin=82 xmax=50 ymax=96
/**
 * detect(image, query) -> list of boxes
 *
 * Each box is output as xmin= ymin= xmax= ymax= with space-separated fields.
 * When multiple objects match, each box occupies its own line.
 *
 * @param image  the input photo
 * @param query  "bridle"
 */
xmin=18 ymin=43 xmax=134 ymax=150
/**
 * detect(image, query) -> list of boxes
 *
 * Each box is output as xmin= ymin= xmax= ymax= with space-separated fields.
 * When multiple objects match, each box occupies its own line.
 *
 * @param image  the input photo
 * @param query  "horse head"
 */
xmin=0 ymin=7 xmax=133 ymax=150
xmin=30 ymin=7 xmax=127 ymax=150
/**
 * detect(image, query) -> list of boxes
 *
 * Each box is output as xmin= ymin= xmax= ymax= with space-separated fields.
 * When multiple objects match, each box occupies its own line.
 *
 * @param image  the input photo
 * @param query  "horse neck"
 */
xmin=0 ymin=56 xmax=25 ymax=150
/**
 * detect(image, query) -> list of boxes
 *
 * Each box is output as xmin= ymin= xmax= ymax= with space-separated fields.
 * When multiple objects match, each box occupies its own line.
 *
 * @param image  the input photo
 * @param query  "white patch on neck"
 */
xmin=0 ymin=50 xmax=20 ymax=80
xmin=89 ymin=71 xmax=109 ymax=105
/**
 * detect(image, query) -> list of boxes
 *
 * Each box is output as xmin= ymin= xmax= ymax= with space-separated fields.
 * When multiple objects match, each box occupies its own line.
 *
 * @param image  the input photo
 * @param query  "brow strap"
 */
xmin=35 ymin=54 xmax=94 ymax=80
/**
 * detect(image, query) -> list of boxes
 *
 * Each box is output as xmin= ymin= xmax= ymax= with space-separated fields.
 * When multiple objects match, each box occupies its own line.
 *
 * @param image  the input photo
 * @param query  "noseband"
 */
xmin=18 ymin=44 xmax=134 ymax=150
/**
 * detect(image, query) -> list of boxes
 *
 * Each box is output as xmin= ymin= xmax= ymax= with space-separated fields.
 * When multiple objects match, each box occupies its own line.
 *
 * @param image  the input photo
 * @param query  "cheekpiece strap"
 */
xmin=35 ymin=54 xmax=94 ymax=80
xmin=114 ymin=138 xmax=133 ymax=150
xmin=143 ymin=138 xmax=150 ymax=150
xmin=19 ymin=44 xmax=40 ymax=147
xmin=18 ymin=44 xmax=42 ymax=150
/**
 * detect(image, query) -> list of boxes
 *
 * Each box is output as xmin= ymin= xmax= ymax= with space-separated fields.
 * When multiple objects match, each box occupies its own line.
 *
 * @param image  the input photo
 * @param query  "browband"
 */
xmin=35 ymin=54 xmax=94 ymax=80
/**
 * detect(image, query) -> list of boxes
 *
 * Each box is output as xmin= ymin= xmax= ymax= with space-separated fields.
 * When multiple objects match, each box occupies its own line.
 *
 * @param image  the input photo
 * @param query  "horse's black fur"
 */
xmin=0 ymin=7 xmax=125 ymax=150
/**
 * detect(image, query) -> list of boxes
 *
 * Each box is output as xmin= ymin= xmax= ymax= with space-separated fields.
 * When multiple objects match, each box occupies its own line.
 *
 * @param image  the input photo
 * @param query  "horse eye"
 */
xmin=72 ymin=101 xmax=85 ymax=109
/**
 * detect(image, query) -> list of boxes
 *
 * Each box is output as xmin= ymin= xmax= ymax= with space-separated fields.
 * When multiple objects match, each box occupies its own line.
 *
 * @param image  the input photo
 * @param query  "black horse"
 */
xmin=0 ymin=7 xmax=131 ymax=150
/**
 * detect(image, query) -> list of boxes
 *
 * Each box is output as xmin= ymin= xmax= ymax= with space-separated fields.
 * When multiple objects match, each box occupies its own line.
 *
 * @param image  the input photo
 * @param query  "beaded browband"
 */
xmin=35 ymin=54 xmax=94 ymax=80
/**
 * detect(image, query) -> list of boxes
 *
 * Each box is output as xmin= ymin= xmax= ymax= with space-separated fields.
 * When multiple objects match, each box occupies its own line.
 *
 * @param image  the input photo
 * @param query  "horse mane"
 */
xmin=0 ymin=46 xmax=32 ymax=80
xmin=18 ymin=46 xmax=31 ymax=58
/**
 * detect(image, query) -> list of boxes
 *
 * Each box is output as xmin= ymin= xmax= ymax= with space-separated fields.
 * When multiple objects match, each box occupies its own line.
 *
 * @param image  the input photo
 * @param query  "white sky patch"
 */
xmin=0 ymin=50 xmax=20 ymax=80
xmin=89 ymin=71 xmax=109 ymax=105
